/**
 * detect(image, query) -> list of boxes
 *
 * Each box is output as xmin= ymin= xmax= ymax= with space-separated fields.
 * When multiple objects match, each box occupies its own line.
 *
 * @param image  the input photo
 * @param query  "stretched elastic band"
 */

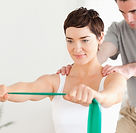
xmin=87 ymin=99 xmax=101 ymax=133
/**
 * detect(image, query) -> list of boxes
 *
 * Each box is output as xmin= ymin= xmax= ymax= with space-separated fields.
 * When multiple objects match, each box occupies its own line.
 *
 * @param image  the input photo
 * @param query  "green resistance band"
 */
xmin=8 ymin=92 xmax=101 ymax=133
xmin=8 ymin=92 xmax=67 ymax=95
xmin=87 ymin=99 xmax=101 ymax=133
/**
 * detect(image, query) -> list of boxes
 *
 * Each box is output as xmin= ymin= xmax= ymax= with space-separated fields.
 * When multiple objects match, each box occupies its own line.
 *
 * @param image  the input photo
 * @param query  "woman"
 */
xmin=0 ymin=7 xmax=126 ymax=133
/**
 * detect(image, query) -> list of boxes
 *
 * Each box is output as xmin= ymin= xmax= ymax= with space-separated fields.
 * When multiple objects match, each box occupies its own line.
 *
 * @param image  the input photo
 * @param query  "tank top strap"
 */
xmin=98 ymin=77 xmax=107 ymax=92
xmin=57 ymin=74 xmax=66 ymax=93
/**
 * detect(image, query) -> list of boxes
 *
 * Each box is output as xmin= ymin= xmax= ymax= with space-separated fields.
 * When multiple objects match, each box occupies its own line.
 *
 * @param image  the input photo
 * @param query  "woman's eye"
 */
xmin=82 ymin=40 xmax=89 ymax=43
xmin=67 ymin=40 xmax=73 ymax=43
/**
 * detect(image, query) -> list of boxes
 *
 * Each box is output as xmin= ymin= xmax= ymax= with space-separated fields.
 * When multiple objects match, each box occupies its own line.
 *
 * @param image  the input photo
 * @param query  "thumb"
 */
xmin=63 ymin=94 xmax=71 ymax=101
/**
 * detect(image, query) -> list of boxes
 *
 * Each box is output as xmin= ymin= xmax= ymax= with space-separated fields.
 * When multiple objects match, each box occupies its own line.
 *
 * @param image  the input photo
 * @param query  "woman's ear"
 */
xmin=98 ymin=32 xmax=104 ymax=45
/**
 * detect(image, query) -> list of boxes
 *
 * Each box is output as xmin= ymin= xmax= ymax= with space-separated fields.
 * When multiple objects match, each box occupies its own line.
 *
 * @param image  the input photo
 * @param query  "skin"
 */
xmin=100 ymin=0 xmax=136 ymax=78
xmin=58 ymin=0 xmax=136 ymax=79
xmin=117 ymin=0 xmax=136 ymax=29
xmin=0 ymin=26 xmax=126 ymax=107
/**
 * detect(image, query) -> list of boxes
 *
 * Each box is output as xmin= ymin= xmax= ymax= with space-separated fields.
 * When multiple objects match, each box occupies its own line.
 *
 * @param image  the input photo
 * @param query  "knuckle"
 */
xmin=69 ymin=92 xmax=75 ymax=98
xmin=0 ymin=84 xmax=5 ymax=88
xmin=76 ymin=97 xmax=81 ymax=101
xmin=62 ymin=66 xmax=66 ymax=69
xmin=67 ymin=64 xmax=71 ymax=67
xmin=79 ymin=84 xmax=85 ymax=88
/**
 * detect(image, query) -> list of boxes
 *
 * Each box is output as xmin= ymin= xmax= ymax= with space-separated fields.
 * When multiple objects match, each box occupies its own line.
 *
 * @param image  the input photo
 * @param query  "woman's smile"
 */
xmin=74 ymin=53 xmax=87 ymax=59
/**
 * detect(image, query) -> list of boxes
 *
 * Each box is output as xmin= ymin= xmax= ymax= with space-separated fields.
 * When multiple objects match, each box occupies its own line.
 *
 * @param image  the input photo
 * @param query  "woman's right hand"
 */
xmin=63 ymin=84 xmax=99 ymax=107
xmin=0 ymin=85 xmax=8 ymax=102
xmin=56 ymin=64 xmax=72 ymax=76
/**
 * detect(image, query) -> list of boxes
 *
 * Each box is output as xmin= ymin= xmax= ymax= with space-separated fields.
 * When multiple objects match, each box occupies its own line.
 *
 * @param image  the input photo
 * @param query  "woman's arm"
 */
xmin=64 ymin=72 xmax=126 ymax=107
xmin=96 ymin=72 xmax=127 ymax=107
xmin=0 ymin=74 xmax=58 ymax=102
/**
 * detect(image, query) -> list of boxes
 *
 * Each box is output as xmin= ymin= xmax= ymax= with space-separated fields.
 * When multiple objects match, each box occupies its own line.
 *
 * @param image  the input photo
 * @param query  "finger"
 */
xmin=1 ymin=98 xmax=7 ymax=102
xmin=81 ymin=91 xmax=90 ymax=107
xmin=105 ymin=66 xmax=120 ymax=75
xmin=56 ymin=69 xmax=61 ymax=74
xmin=102 ymin=65 xmax=111 ymax=73
xmin=0 ymin=84 xmax=6 ymax=89
xmin=87 ymin=91 xmax=93 ymax=105
xmin=106 ymin=69 xmax=116 ymax=75
xmin=61 ymin=67 xmax=67 ymax=75
xmin=69 ymin=88 xmax=77 ymax=99
xmin=0 ymin=85 xmax=7 ymax=95
xmin=66 ymin=65 xmax=72 ymax=75
xmin=102 ymin=66 xmax=115 ymax=76
xmin=0 ymin=96 xmax=7 ymax=102
xmin=68 ymin=87 xmax=79 ymax=103
xmin=67 ymin=64 xmax=72 ymax=68
xmin=75 ymin=87 xmax=82 ymax=102
xmin=81 ymin=88 xmax=88 ymax=104
xmin=102 ymin=65 xmax=112 ymax=74
xmin=3 ymin=93 xmax=8 ymax=101
xmin=63 ymin=94 xmax=72 ymax=101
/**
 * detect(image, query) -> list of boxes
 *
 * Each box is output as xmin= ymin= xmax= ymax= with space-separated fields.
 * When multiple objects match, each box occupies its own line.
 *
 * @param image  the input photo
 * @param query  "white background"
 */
xmin=0 ymin=0 xmax=123 ymax=133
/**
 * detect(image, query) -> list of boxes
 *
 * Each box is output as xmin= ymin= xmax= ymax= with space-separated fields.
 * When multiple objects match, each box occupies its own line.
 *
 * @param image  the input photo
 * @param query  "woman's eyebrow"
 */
xmin=66 ymin=36 xmax=90 ymax=39
xmin=66 ymin=37 xmax=73 ymax=39
xmin=80 ymin=36 xmax=90 ymax=39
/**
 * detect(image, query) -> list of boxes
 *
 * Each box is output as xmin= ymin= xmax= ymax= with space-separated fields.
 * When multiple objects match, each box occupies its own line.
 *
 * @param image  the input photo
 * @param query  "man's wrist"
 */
xmin=127 ymin=63 xmax=136 ymax=77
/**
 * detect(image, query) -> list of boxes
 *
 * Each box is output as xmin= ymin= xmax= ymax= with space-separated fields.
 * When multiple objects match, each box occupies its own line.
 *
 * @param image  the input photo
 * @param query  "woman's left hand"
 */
xmin=64 ymin=84 xmax=97 ymax=106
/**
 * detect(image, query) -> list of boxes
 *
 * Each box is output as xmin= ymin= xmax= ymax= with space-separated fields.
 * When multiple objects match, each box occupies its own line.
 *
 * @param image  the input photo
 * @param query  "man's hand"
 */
xmin=0 ymin=85 xmax=8 ymax=102
xmin=56 ymin=64 xmax=72 ymax=76
xmin=102 ymin=64 xmax=136 ymax=79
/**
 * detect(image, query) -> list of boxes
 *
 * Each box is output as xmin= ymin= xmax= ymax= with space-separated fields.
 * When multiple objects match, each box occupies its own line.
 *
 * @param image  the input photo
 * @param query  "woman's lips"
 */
xmin=74 ymin=54 xmax=86 ymax=58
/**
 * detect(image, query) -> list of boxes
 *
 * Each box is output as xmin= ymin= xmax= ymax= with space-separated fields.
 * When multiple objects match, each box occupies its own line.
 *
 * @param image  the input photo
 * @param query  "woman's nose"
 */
xmin=73 ymin=42 xmax=83 ymax=52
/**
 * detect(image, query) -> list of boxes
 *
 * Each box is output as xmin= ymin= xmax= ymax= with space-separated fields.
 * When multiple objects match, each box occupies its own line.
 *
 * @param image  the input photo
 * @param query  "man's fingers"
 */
xmin=60 ymin=66 xmax=66 ymax=75
xmin=56 ymin=69 xmax=61 ymax=74
xmin=103 ymin=66 xmax=119 ymax=76
xmin=66 ymin=65 xmax=72 ymax=75
xmin=102 ymin=65 xmax=111 ymax=75
xmin=56 ymin=64 xmax=73 ymax=76
xmin=102 ymin=65 xmax=115 ymax=76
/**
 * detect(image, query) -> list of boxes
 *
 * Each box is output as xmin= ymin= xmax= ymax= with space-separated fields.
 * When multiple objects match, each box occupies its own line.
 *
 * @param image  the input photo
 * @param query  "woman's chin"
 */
xmin=74 ymin=60 xmax=89 ymax=65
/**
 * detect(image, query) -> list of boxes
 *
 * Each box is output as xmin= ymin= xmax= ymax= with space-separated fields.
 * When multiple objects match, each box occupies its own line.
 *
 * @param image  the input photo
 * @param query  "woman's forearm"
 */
xmin=7 ymin=82 xmax=35 ymax=102
xmin=95 ymin=73 xmax=126 ymax=107
xmin=95 ymin=88 xmax=124 ymax=108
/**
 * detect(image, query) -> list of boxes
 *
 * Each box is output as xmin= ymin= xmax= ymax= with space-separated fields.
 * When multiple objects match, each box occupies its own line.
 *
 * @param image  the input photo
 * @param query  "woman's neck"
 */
xmin=69 ymin=58 xmax=102 ymax=78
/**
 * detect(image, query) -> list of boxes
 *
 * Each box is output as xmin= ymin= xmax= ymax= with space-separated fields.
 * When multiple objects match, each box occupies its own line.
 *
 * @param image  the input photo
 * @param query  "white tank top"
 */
xmin=51 ymin=74 xmax=121 ymax=133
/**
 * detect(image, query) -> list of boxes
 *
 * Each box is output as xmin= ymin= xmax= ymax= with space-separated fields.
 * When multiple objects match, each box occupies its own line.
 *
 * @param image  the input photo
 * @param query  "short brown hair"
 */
xmin=64 ymin=7 xmax=104 ymax=39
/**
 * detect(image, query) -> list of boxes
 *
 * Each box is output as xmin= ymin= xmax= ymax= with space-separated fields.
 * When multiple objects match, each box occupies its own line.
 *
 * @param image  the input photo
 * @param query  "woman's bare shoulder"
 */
xmin=104 ymin=72 xmax=127 ymax=88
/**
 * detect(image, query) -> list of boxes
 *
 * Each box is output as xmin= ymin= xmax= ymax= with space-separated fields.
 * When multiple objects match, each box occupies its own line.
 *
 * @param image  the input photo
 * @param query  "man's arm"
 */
xmin=97 ymin=41 xmax=118 ymax=64
xmin=98 ymin=42 xmax=136 ymax=79
xmin=102 ymin=63 xmax=136 ymax=79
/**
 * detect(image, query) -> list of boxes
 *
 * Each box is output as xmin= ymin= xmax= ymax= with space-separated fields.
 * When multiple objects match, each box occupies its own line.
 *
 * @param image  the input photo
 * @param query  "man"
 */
xmin=98 ymin=1 xmax=136 ymax=132
xmin=57 ymin=0 xmax=136 ymax=132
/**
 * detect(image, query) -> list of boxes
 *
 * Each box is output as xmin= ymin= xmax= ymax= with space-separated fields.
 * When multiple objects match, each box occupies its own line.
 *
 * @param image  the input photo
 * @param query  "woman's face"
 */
xmin=66 ymin=26 xmax=100 ymax=65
